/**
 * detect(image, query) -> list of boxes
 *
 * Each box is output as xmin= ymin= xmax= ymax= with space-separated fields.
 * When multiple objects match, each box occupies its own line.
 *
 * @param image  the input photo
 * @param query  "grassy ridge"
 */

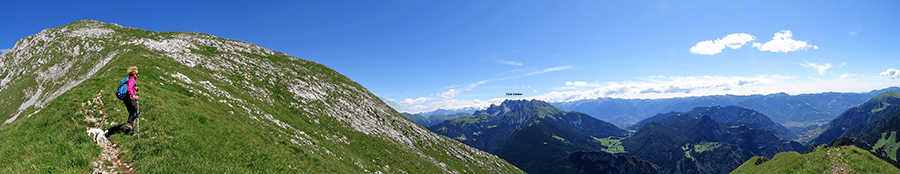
xmin=2 ymin=46 xmax=349 ymax=173
xmin=730 ymin=146 xmax=899 ymax=173
xmin=0 ymin=86 xmax=99 ymax=172
xmin=0 ymin=20 xmax=523 ymax=173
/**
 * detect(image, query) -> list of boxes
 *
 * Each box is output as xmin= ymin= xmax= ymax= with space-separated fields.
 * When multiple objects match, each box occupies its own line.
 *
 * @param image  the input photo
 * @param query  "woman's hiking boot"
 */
xmin=125 ymin=123 xmax=134 ymax=131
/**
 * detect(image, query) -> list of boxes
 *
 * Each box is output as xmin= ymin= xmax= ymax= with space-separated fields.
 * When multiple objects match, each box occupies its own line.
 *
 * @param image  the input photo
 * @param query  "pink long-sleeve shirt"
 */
xmin=127 ymin=76 xmax=136 ymax=99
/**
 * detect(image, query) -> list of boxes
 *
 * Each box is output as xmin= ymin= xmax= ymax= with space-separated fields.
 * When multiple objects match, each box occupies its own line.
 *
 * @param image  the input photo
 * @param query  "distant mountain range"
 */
xmin=428 ymin=99 xmax=820 ymax=173
xmin=401 ymin=112 xmax=465 ymax=127
xmin=420 ymin=90 xmax=900 ymax=173
xmin=623 ymin=106 xmax=804 ymax=173
xmin=805 ymin=90 xmax=900 ymax=167
xmin=551 ymin=87 xmax=900 ymax=125
xmin=419 ymin=107 xmax=483 ymax=117
xmin=429 ymin=99 xmax=657 ymax=174
xmin=735 ymin=90 xmax=900 ymax=172
xmin=400 ymin=107 xmax=480 ymax=128
xmin=811 ymin=91 xmax=900 ymax=145
xmin=629 ymin=106 xmax=798 ymax=140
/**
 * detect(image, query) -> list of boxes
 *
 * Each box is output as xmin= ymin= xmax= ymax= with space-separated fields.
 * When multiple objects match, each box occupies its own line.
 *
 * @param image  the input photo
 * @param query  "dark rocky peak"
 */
xmin=474 ymin=99 xmax=554 ymax=116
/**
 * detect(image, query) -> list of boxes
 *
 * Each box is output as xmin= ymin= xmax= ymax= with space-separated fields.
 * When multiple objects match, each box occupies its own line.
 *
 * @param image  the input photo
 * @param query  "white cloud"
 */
xmin=399 ymin=97 xmax=428 ymax=105
xmin=487 ymin=53 xmax=503 ymax=59
xmin=439 ymin=89 xmax=460 ymax=99
xmin=501 ymin=60 xmax=522 ymax=66
xmin=799 ymin=62 xmax=834 ymax=75
xmin=565 ymin=81 xmax=588 ymax=86
xmin=690 ymin=33 xmax=755 ymax=55
xmin=752 ymin=30 xmax=817 ymax=53
xmin=393 ymin=73 xmax=900 ymax=113
xmin=533 ymin=75 xmax=783 ymax=102
xmin=395 ymin=75 xmax=791 ymax=112
xmin=536 ymin=65 xmax=571 ymax=74
xmin=840 ymin=74 xmax=857 ymax=80
xmin=882 ymin=68 xmax=900 ymax=79
xmin=720 ymin=33 xmax=757 ymax=49
xmin=553 ymin=86 xmax=578 ymax=90
xmin=462 ymin=80 xmax=490 ymax=90
xmin=455 ymin=65 xmax=571 ymax=90
xmin=564 ymin=81 xmax=607 ymax=87
xmin=395 ymin=65 xmax=572 ymax=112
xmin=0 ymin=48 xmax=9 ymax=53
xmin=690 ymin=40 xmax=724 ymax=55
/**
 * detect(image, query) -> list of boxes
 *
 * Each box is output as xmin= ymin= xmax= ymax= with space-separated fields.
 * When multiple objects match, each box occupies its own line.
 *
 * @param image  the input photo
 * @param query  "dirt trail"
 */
xmin=825 ymin=148 xmax=850 ymax=174
xmin=82 ymin=92 xmax=135 ymax=174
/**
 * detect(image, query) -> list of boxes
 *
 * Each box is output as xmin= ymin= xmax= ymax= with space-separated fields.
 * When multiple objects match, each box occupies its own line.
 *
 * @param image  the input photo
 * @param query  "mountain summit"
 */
xmin=430 ymin=99 xmax=655 ymax=174
xmin=0 ymin=20 xmax=522 ymax=173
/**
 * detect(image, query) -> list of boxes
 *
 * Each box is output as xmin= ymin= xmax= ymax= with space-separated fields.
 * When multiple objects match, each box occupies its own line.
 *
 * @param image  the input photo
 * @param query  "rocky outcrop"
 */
xmin=0 ymin=19 xmax=522 ymax=173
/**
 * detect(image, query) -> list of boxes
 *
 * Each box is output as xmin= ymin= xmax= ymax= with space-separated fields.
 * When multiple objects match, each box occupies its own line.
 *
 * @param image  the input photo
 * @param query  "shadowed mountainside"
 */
xmin=551 ymin=88 xmax=898 ymax=125
xmin=811 ymin=91 xmax=900 ymax=145
xmin=622 ymin=109 xmax=803 ymax=174
xmin=431 ymin=99 xmax=656 ymax=174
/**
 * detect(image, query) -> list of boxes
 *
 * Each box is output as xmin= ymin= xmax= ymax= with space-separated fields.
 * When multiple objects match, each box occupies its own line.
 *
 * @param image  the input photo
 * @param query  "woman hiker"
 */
xmin=122 ymin=66 xmax=140 ymax=131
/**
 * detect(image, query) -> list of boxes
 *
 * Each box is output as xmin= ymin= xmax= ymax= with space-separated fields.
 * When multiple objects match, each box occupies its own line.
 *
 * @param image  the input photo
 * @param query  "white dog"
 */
xmin=86 ymin=128 xmax=107 ymax=146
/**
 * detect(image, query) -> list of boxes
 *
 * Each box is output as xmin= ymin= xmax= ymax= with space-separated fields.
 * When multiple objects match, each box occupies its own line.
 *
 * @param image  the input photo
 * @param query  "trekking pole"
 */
xmin=136 ymin=100 xmax=140 ymax=139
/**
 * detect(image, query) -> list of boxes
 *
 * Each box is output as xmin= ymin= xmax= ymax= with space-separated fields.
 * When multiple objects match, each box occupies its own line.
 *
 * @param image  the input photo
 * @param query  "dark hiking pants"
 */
xmin=123 ymin=98 xmax=139 ymax=124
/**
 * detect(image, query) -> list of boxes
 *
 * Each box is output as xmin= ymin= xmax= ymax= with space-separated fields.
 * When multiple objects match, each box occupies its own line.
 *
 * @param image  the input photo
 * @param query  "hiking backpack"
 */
xmin=115 ymin=77 xmax=130 ymax=100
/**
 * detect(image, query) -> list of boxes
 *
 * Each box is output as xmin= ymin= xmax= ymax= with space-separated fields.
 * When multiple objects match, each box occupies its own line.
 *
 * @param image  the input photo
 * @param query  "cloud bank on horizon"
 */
xmin=384 ymin=28 xmax=897 ymax=113
xmin=390 ymin=73 xmax=898 ymax=113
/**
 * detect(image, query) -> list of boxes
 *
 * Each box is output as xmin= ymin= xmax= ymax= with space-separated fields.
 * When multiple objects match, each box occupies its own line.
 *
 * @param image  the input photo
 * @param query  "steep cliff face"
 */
xmin=0 ymin=20 xmax=522 ymax=173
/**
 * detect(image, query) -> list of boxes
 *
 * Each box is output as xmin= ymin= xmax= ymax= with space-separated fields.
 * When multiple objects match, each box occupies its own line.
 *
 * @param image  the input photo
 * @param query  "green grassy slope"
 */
xmin=0 ymin=20 xmax=522 ymax=173
xmin=855 ymin=112 xmax=900 ymax=167
xmin=812 ymin=91 xmax=900 ymax=145
xmin=731 ymin=146 xmax=899 ymax=174
xmin=871 ymin=131 xmax=899 ymax=161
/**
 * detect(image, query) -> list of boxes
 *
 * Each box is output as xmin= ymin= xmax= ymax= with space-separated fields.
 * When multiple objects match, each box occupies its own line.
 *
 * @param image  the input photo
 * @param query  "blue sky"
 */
xmin=2 ymin=1 xmax=899 ymax=113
